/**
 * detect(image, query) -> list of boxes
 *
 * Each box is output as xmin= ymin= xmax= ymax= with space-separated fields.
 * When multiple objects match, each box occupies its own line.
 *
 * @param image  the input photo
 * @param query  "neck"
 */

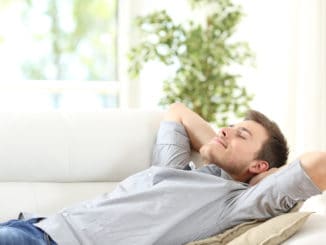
xmin=229 ymin=173 xmax=250 ymax=183
xmin=227 ymin=168 xmax=253 ymax=183
xmin=203 ymin=160 xmax=252 ymax=183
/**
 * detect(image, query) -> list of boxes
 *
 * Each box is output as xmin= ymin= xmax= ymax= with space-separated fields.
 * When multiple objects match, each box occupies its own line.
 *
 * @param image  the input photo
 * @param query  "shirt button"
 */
xmin=62 ymin=212 xmax=69 ymax=217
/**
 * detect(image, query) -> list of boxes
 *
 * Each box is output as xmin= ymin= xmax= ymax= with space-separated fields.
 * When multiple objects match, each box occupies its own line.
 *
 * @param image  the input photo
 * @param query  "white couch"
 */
xmin=0 ymin=109 xmax=164 ymax=221
xmin=0 ymin=109 xmax=325 ymax=243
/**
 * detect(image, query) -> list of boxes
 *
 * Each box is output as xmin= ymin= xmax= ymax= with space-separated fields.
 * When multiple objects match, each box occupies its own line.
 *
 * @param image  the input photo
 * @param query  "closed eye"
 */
xmin=237 ymin=133 xmax=246 ymax=139
xmin=236 ymin=130 xmax=248 ymax=139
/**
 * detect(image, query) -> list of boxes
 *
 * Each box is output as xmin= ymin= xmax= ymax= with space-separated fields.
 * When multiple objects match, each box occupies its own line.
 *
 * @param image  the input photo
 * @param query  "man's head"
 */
xmin=244 ymin=110 xmax=289 ymax=169
xmin=199 ymin=110 xmax=289 ymax=182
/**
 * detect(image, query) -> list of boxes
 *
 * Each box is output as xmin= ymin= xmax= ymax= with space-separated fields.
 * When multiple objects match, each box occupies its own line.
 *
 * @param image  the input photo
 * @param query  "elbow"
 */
xmin=169 ymin=102 xmax=186 ymax=111
xmin=164 ymin=102 xmax=187 ymax=122
xmin=300 ymin=151 xmax=326 ymax=190
xmin=300 ymin=151 xmax=326 ymax=168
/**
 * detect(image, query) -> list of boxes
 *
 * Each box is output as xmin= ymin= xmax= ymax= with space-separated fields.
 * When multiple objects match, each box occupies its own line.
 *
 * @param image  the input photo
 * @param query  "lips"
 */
xmin=213 ymin=137 xmax=226 ymax=148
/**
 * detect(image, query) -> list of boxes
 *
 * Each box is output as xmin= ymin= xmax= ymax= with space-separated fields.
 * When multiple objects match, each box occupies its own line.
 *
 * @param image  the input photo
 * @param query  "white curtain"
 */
xmin=238 ymin=0 xmax=326 ymax=160
xmin=286 ymin=0 xmax=326 ymax=157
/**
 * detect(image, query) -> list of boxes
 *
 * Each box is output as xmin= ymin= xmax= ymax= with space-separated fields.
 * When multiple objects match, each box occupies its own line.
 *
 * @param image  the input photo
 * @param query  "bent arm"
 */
xmin=164 ymin=102 xmax=217 ymax=152
xmin=250 ymin=151 xmax=326 ymax=190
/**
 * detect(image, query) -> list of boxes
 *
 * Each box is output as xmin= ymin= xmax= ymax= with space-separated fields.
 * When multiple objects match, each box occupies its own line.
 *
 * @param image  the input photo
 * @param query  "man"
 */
xmin=0 ymin=102 xmax=324 ymax=245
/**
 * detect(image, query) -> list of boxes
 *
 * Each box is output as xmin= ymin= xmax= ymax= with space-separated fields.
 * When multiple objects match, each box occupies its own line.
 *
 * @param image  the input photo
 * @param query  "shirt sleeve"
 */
xmin=151 ymin=121 xmax=191 ymax=169
xmin=221 ymin=159 xmax=322 ymax=227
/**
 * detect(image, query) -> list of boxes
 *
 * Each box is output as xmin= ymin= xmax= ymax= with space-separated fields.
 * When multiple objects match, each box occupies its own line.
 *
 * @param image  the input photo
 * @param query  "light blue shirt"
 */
xmin=35 ymin=121 xmax=321 ymax=245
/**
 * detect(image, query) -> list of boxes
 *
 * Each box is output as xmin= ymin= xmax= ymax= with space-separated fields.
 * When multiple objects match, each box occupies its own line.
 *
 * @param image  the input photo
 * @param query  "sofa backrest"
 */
xmin=0 ymin=109 xmax=166 ymax=220
xmin=0 ymin=110 xmax=164 ymax=182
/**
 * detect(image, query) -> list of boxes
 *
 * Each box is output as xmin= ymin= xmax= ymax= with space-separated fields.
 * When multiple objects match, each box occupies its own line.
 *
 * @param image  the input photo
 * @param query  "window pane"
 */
xmin=0 ymin=0 xmax=117 ymax=81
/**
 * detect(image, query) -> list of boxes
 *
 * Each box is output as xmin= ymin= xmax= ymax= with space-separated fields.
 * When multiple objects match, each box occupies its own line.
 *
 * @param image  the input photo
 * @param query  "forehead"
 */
xmin=234 ymin=120 xmax=268 ymax=141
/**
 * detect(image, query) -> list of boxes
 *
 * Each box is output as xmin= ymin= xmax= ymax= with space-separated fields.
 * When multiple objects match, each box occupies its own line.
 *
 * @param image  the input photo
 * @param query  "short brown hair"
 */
xmin=245 ymin=110 xmax=289 ymax=168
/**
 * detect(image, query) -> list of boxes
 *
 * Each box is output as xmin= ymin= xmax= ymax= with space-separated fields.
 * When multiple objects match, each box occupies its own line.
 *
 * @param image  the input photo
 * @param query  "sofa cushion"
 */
xmin=229 ymin=211 xmax=312 ymax=245
xmin=0 ymin=182 xmax=117 ymax=221
xmin=186 ymin=211 xmax=311 ymax=245
xmin=186 ymin=202 xmax=306 ymax=245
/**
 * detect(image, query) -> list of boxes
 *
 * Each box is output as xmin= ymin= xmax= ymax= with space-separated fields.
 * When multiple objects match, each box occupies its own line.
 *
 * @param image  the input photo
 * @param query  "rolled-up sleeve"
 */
xmin=151 ymin=121 xmax=191 ymax=169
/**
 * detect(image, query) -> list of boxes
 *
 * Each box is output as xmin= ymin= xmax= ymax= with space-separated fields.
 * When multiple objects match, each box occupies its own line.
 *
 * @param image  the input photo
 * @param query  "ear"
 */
xmin=248 ymin=160 xmax=269 ymax=174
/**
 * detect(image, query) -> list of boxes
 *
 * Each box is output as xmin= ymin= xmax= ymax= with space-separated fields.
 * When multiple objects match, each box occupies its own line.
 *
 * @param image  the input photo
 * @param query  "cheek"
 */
xmin=227 ymin=143 xmax=249 ymax=163
xmin=231 ymin=142 xmax=257 ymax=161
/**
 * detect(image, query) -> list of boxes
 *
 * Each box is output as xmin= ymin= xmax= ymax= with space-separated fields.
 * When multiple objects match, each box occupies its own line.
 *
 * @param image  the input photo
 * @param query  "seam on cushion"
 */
xmin=260 ymin=212 xmax=312 ymax=245
xmin=217 ymin=220 xmax=262 ymax=244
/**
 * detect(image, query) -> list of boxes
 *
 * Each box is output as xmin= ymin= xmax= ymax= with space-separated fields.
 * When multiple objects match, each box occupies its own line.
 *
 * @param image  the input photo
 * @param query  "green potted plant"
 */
xmin=128 ymin=0 xmax=254 ymax=127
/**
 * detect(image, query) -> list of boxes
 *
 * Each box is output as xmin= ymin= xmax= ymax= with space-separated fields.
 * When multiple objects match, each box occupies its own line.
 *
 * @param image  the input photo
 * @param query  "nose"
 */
xmin=219 ymin=126 xmax=235 ymax=139
xmin=219 ymin=127 xmax=229 ymax=138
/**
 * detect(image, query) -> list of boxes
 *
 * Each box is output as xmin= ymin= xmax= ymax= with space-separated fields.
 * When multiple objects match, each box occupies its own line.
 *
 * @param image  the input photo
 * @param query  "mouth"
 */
xmin=213 ymin=137 xmax=226 ymax=149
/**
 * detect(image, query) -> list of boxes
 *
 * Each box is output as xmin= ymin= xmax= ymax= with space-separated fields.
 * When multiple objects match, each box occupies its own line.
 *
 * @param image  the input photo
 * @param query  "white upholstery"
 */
xmin=0 ymin=109 xmax=164 ymax=221
xmin=0 ymin=110 xmax=164 ymax=182
xmin=284 ymin=192 xmax=326 ymax=244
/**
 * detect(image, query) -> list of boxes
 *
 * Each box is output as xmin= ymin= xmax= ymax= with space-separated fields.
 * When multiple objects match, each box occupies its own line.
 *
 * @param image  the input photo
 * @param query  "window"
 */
xmin=0 ymin=0 xmax=118 ymax=110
